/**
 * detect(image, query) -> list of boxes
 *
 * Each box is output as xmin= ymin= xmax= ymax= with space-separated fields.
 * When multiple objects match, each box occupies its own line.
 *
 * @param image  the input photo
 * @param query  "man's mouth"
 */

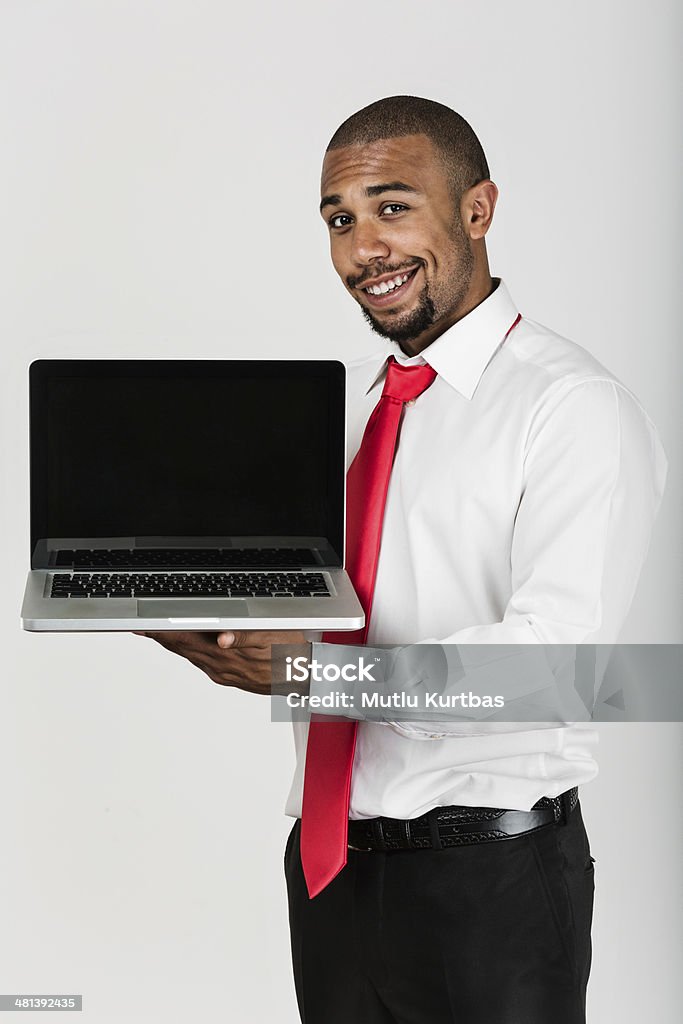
xmin=358 ymin=266 xmax=420 ymax=307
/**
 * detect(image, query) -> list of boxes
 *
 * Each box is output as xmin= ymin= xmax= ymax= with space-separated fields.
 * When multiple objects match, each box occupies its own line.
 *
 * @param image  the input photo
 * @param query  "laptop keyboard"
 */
xmin=49 ymin=572 xmax=330 ymax=599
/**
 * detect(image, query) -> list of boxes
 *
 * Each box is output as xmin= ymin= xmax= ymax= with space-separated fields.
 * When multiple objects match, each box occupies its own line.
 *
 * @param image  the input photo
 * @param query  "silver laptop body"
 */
xmin=21 ymin=359 xmax=364 ymax=632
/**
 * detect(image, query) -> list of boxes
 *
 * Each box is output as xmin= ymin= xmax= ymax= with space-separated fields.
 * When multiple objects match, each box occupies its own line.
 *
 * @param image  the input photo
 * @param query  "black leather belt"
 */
xmin=347 ymin=788 xmax=579 ymax=852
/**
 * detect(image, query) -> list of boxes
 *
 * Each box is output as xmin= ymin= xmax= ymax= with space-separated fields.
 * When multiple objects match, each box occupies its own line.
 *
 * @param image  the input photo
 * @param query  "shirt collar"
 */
xmin=364 ymin=279 xmax=520 ymax=401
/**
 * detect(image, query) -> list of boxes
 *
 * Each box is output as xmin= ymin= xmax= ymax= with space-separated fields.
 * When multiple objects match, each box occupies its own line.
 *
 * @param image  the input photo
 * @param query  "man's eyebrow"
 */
xmin=319 ymin=194 xmax=342 ymax=213
xmin=319 ymin=181 xmax=420 ymax=214
xmin=365 ymin=181 xmax=419 ymax=198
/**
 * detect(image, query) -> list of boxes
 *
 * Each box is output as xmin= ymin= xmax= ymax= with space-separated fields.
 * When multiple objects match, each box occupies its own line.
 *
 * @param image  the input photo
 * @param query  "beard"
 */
xmin=359 ymin=284 xmax=439 ymax=345
xmin=358 ymin=226 xmax=475 ymax=346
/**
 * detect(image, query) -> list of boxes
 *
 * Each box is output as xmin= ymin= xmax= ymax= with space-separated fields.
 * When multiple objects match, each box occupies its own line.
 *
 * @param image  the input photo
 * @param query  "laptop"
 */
xmin=21 ymin=359 xmax=364 ymax=632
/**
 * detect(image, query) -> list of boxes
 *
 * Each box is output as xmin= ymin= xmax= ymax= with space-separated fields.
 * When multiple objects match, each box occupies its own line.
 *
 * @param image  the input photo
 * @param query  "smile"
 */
xmin=365 ymin=271 xmax=411 ymax=295
xmin=361 ymin=266 xmax=419 ymax=307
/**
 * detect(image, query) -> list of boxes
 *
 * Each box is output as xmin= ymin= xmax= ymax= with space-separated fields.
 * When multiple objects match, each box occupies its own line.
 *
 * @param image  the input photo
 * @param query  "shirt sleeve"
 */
xmin=310 ymin=379 xmax=668 ymax=736
xmin=454 ymin=379 xmax=668 ymax=646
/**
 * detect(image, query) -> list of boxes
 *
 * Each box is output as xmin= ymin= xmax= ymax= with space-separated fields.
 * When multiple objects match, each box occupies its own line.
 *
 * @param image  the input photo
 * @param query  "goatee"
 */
xmin=360 ymin=289 xmax=438 ymax=345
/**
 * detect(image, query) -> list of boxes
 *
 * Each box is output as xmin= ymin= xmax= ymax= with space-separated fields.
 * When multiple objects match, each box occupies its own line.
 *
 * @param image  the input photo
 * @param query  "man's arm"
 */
xmin=306 ymin=379 xmax=668 ymax=733
xmin=139 ymin=380 xmax=666 ymax=712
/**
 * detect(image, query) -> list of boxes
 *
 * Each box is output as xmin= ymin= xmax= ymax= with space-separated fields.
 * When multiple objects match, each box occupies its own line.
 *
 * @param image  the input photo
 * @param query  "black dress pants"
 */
xmin=285 ymin=803 xmax=594 ymax=1024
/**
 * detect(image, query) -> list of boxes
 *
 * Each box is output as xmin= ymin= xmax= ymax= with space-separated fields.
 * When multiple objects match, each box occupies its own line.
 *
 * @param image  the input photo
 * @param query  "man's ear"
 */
xmin=462 ymin=180 xmax=498 ymax=240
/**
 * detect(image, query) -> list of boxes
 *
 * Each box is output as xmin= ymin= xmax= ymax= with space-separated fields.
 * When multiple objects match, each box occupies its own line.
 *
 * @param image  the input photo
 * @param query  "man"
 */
xmin=139 ymin=97 xmax=667 ymax=1022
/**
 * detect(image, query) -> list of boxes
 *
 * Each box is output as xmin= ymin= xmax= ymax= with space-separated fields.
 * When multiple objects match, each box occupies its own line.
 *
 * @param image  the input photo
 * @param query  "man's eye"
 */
xmin=381 ymin=203 xmax=408 ymax=215
xmin=329 ymin=214 xmax=353 ymax=229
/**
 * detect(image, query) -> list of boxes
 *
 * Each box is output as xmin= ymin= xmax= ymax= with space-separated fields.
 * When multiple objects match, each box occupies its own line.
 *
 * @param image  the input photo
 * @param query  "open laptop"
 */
xmin=21 ymin=359 xmax=364 ymax=632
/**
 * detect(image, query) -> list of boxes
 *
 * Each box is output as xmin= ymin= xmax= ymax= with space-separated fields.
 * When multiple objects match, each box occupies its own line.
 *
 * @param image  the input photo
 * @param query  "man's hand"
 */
xmin=134 ymin=629 xmax=311 ymax=695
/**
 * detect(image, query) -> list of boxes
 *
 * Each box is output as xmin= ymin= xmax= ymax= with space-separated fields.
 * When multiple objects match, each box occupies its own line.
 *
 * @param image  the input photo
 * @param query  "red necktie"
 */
xmin=300 ymin=357 xmax=438 ymax=898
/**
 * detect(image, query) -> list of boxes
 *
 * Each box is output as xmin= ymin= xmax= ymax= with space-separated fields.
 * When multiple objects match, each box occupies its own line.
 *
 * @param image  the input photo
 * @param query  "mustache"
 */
xmin=347 ymin=259 xmax=423 ymax=290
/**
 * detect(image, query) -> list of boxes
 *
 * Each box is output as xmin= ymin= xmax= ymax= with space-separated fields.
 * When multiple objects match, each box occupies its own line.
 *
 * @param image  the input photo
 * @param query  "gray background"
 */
xmin=1 ymin=1 xmax=681 ymax=1021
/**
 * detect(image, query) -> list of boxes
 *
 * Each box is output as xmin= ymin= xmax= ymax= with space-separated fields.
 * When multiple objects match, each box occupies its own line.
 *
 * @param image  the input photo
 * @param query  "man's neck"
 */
xmin=398 ymin=274 xmax=497 ymax=357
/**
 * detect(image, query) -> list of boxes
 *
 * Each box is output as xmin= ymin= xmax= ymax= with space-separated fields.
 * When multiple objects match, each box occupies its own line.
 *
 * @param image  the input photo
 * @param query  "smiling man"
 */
xmin=140 ymin=96 xmax=666 ymax=1023
xmin=319 ymin=128 xmax=488 ymax=354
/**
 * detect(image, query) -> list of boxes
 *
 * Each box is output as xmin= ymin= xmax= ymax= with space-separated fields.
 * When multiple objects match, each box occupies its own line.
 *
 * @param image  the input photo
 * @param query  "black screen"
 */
xmin=30 ymin=360 xmax=345 ymax=566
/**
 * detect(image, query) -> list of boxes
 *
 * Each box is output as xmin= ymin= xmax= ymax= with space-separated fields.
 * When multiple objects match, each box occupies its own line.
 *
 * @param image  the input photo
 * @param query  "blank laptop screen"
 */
xmin=30 ymin=360 xmax=345 ymax=566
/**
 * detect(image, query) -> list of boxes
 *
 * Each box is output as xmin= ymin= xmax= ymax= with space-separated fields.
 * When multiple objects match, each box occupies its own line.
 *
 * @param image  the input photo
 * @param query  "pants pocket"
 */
xmin=529 ymin=816 xmax=595 ymax=989
xmin=528 ymin=832 xmax=579 ymax=974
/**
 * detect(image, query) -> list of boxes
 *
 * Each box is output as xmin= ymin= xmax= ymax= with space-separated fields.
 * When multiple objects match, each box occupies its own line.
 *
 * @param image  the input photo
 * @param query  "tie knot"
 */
xmin=381 ymin=356 xmax=437 ymax=403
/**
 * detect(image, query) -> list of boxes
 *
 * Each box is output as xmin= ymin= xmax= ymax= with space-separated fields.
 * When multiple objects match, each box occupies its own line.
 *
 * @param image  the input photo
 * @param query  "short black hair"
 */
xmin=326 ymin=95 xmax=490 ymax=201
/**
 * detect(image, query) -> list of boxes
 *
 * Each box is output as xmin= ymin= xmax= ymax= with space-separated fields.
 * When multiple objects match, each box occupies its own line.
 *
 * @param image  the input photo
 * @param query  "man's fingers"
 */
xmin=216 ymin=630 xmax=267 ymax=649
xmin=216 ymin=629 xmax=307 ymax=649
xmin=137 ymin=629 xmax=304 ymax=650
xmin=140 ymin=630 xmax=218 ymax=652
xmin=134 ymin=628 xmax=249 ymax=648
xmin=142 ymin=629 xmax=188 ymax=645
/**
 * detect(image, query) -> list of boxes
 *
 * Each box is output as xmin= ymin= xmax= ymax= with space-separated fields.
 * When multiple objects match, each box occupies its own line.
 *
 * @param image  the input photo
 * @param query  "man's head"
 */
xmin=320 ymin=96 xmax=498 ymax=354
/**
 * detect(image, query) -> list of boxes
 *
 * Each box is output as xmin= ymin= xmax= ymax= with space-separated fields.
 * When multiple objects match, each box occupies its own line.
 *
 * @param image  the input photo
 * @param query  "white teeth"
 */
xmin=366 ymin=270 xmax=412 ymax=295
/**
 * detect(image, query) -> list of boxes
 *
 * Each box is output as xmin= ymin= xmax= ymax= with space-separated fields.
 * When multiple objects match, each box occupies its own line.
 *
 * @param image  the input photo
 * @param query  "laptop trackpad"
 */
xmin=138 ymin=599 xmax=249 ymax=618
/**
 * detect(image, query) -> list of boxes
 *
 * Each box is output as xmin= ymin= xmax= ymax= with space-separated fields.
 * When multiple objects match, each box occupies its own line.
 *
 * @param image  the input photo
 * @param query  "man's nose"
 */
xmin=350 ymin=219 xmax=391 ymax=265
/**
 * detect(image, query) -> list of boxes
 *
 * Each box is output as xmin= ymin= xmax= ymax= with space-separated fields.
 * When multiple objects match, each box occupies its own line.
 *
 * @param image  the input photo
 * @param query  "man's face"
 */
xmin=320 ymin=134 xmax=475 ymax=348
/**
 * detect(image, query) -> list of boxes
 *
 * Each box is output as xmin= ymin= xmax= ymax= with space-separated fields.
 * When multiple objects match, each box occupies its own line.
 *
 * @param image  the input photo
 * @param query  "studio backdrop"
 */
xmin=1 ymin=2 xmax=681 ymax=1022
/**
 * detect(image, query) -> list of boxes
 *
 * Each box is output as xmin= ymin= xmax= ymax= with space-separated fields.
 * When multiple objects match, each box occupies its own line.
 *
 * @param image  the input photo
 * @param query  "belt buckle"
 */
xmin=348 ymin=843 xmax=373 ymax=853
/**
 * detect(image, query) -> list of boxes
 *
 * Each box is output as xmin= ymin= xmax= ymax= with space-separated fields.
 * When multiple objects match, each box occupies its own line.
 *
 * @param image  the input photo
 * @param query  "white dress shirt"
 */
xmin=285 ymin=279 xmax=667 ymax=819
